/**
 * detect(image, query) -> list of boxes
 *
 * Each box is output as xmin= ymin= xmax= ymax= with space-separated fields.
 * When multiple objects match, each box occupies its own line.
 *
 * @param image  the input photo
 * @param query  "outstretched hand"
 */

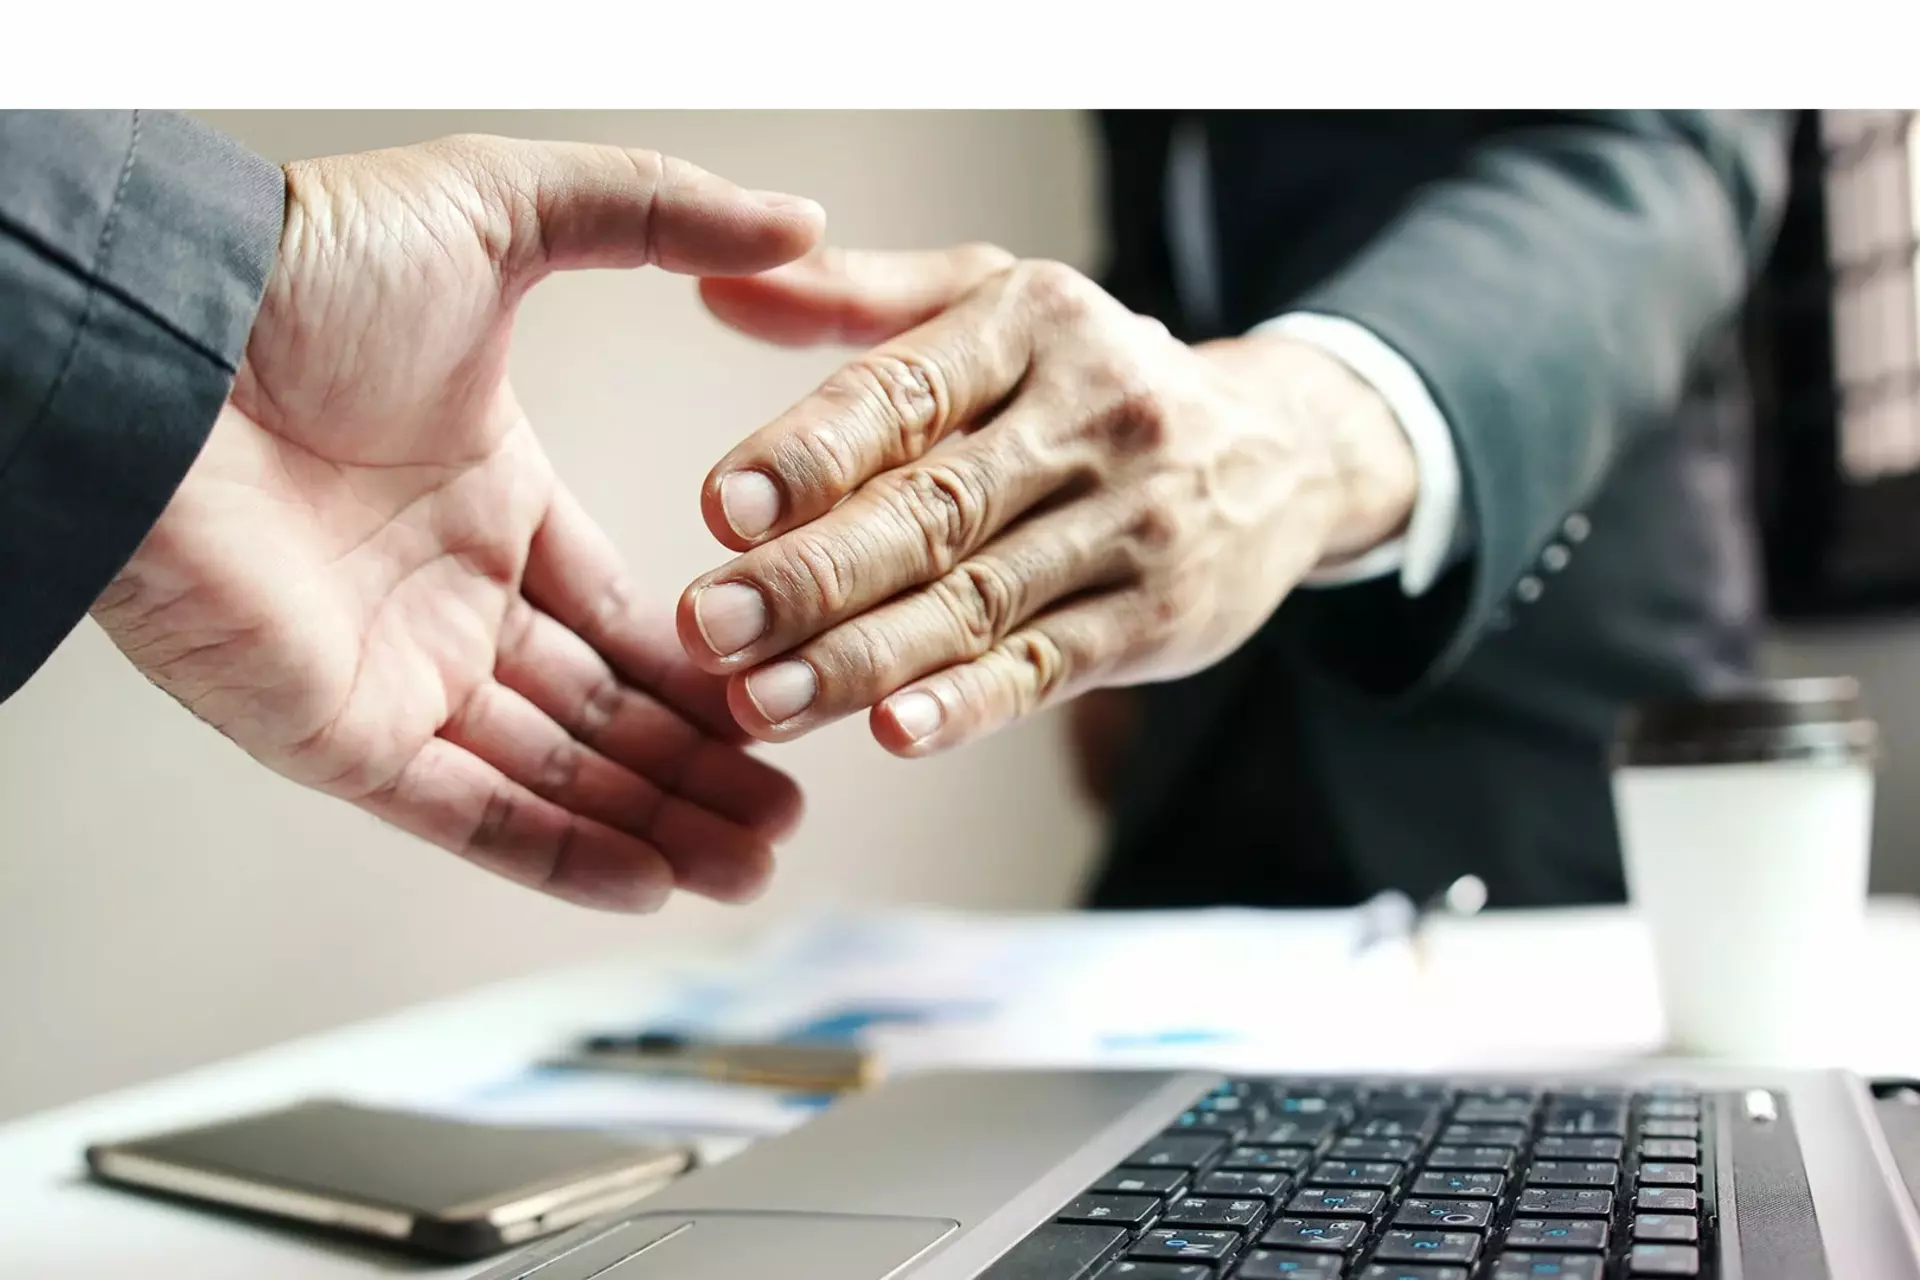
xmin=680 ymin=245 xmax=1413 ymax=757
xmin=92 ymin=134 xmax=818 ymax=911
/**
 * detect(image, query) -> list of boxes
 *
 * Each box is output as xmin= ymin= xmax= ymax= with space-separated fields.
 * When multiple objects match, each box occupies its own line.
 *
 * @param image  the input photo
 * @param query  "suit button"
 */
xmin=1516 ymin=576 xmax=1544 ymax=603
xmin=1562 ymin=514 xmax=1590 ymax=543
xmin=1541 ymin=544 xmax=1571 ymax=572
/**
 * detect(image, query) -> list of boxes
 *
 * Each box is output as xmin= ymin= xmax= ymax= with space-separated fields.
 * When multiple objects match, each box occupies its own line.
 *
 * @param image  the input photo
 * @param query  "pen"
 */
xmin=557 ymin=1032 xmax=880 ymax=1093
xmin=1352 ymin=875 xmax=1487 ymax=971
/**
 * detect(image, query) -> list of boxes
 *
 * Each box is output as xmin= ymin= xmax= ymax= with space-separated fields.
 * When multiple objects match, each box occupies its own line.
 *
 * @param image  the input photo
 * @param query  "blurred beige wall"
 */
xmin=0 ymin=111 xmax=1104 ymax=1122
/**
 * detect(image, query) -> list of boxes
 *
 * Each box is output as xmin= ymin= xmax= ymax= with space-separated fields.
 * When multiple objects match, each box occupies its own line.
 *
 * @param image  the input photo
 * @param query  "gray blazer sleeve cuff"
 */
xmin=1280 ymin=111 xmax=1789 ymax=700
xmin=0 ymin=110 xmax=284 ymax=702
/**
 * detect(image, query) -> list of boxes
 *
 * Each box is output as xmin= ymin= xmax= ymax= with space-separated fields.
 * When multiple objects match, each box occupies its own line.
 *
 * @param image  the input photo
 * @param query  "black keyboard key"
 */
xmin=1640 ymin=1118 xmax=1700 ymax=1139
xmin=1525 ymin=1161 xmax=1619 ymax=1188
xmin=1358 ymin=1267 xmax=1469 ymax=1280
xmin=1633 ymin=1214 xmax=1699 ymax=1243
xmin=1098 ymin=1169 xmax=1191 ymax=1198
xmin=1372 ymin=1231 xmax=1481 ymax=1265
xmin=1287 ymin=1187 xmax=1386 ymax=1217
xmin=1169 ymin=1110 xmax=1251 ymax=1140
xmin=1235 ymin=1250 xmax=1343 ymax=1278
xmin=1355 ymin=1115 xmax=1438 ymax=1140
xmin=1423 ymin=1146 xmax=1513 ymax=1172
xmin=1514 ymin=1188 xmax=1613 ymax=1217
xmin=1255 ymin=1118 xmax=1343 ymax=1148
xmin=1369 ymin=1081 xmax=1454 ymax=1103
xmin=1363 ymin=1100 xmax=1445 ymax=1125
xmin=1331 ymin=1137 xmax=1419 ymax=1163
xmin=1411 ymin=1171 xmax=1504 ymax=1198
xmin=1272 ymin=1094 xmax=1354 ymax=1122
xmin=1197 ymin=1171 xmax=1293 ymax=1201
xmin=982 ymin=1224 xmax=1127 ymax=1280
xmin=1453 ymin=1098 xmax=1535 ymax=1125
xmin=1438 ymin=1124 xmax=1528 ymax=1147
xmin=1131 ymin=1228 xmax=1241 ymax=1263
xmin=1642 ymin=1099 xmax=1701 ymax=1119
xmin=1261 ymin=1217 xmax=1368 ymax=1253
xmin=1489 ymin=1255 xmax=1603 ymax=1280
xmin=1098 ymin=1263 xmax=1213 ymax=1280
xmin=1163 ymin=1197 xmax=1269 ymax=1232
xmin=1059 ymin=1195 xmax=1164 ymax=1229
xmin=1461 ymin=1085 xmax=1540 ymax=1103
xmin=1629 ymin=1243 xmax=1700 ymax=1274
xmin=1639 ymin=1138 xmax=1699 ymax=1161
xmin=1635 ymin=1187 xmax=1699 ymax=1213
xmin=1133 ymin=1136 xmax=1229 ymax=1170
xmin=1392 ymin=1198 xmax=1493 ymax=1230
xmin=1097 ymin=1262 xmax=1213 ymax=1280
xmin=1533 ymin=1137 xmax=1622 ymax=1161
xmin=1541 ymin=1104 xmax=1626 ymax=1137
xmin=1224 ymin=1146 xmax=1313 ymax=1173
xmin=1551 ymin=1088 xmax=1631 ymax=1108
xmin=1308 ymin=1160 xmax=1403 ymax=1188
xmin=1637 ymin=1163 xmax=1699 ymax=1187
xmin=1504 ymin=1219 xmax=1609 ymax=1251
xmin=1198 ymin=1094 xmax=1267 ymax=1120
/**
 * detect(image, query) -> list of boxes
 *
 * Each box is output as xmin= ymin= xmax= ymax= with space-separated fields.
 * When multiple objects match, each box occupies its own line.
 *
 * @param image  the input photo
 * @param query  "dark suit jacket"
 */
xmin=0 ymin=111 xmax=283 ymax=704
xmin=1085 ymin=111 xmax=1793 ymax=909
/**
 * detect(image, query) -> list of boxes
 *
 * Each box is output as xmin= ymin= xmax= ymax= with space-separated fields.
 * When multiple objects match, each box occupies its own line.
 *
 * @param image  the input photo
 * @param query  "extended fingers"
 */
xmin=721 ymin=492 xmax=1143 ymax=740
xmin=441 ymin=681 xmax=775 ymax=904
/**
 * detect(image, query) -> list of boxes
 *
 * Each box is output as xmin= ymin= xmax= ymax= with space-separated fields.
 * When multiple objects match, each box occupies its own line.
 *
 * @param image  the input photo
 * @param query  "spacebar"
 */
xmin=979 ymin=1224 xmax=1127 ymax=1280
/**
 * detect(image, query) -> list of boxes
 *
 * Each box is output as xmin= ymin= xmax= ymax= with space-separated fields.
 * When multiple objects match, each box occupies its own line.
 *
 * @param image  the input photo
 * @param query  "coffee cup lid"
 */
xmin=1614 ymin=676 xmax=1879 ymax=768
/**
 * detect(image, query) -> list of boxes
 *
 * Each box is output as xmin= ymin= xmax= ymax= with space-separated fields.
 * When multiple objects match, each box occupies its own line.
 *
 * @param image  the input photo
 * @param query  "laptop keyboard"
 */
xmin=982 ymin=1077 xmax=1714 ymax=1280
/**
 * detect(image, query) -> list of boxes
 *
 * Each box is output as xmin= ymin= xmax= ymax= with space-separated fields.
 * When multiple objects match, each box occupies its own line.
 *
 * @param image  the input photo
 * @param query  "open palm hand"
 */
xmin=90 ymin=134 xmax=818 ymax=911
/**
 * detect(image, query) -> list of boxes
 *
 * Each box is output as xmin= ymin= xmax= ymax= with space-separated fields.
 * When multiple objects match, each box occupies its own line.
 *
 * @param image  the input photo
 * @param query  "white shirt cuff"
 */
xmin=1250 ymin=311 xmax=1463 ymax=598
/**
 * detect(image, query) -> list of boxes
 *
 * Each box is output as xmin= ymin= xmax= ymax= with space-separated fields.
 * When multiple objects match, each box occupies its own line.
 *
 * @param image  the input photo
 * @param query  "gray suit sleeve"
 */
xmin=0 ymin=110 xmax=284 ymax=702
xmin=1287 ymin=110 xmax=1791 ymax=695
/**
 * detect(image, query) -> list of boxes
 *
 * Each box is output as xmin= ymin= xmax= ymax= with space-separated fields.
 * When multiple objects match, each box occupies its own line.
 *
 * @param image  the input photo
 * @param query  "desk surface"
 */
xmin=6 ymin=903 xmax=1920 ymax=1276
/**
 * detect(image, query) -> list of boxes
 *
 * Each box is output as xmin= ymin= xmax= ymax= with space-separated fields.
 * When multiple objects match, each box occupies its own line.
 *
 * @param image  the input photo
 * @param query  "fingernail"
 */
xmin=888 ymin=691 xmax=945 ymax=743
xmin=694 ymin=582 xmax=767 ymax=656
xmin=750 ymin=190 xmax=822 ymax=217
xmin=720 ymin=470 xmax=781 ymax=539
xmin=745 ymin=660 xmax=818 ymax=723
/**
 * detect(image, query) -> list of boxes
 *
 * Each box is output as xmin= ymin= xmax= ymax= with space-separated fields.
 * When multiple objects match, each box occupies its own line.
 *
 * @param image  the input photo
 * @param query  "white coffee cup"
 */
xmin=1612 ymin=677 xmax=1878 ymax=1062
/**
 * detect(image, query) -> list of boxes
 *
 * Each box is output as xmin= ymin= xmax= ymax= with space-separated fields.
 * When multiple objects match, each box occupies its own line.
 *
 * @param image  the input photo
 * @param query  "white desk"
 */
xmin=6 ymin=903 xmax=1920 ymax=1276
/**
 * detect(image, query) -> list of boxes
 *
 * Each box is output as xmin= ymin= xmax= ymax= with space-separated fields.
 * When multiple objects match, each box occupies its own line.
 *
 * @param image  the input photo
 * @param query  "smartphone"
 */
xmin=84 ymin=1098 xmax=694 ymax=1259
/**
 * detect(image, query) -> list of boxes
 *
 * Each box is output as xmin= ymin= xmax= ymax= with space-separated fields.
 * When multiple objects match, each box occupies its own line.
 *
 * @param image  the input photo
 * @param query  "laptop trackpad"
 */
xmin=516 ymin=1211 xmax=958 ymax=1279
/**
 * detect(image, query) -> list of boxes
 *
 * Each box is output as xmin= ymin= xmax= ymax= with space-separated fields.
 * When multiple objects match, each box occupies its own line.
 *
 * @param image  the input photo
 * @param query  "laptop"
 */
xmin=472 ymin=1065 xmax=1920 ymax=1280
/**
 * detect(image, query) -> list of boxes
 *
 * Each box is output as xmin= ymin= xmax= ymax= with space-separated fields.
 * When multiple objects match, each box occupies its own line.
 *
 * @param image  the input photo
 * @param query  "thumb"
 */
xmin=699 ymin=242 xmax=1016 ymax=348
xmin=439 ymin=135 xmax=825 ymax=281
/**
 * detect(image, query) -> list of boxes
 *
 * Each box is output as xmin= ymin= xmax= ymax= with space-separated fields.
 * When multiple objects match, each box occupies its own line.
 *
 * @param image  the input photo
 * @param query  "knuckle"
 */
xmin=935 ymin=559 xmax=1022 ymax=651
xmin=770 ymin=420 xmax=861 ymax=497
xmin=780 ymin=534 xmax=858 ymax=616
xmin=991 ymin=630 xmax=1070 ymax=712
xmin=1126 ymin=495 xmax=1186 ymax=564
xmin=1135 ymin=312 xmax=1173 ymax=342
xmin=888 ymin=463 xmax=991 ymax=572
xmin=534 ymin=736 xmax=587 ymax=798
xmin=829 ymin=615 xmax=903 ymax=686
xmin=467 ymin=783 xmax=519 ymax=855
xmin=583 ymin=575 xmax=639 ymax=648
xmin=845 ymin=351 xmax=946 ymax=454
xmin=1014 ymin=258 xmax=1097 ymax=321
xmin=1145 ymin=587 xmax=1189 ymax=636
xmin=1101 ymin=385 xmax=1178 ymax=456
xmin=956 ymin=241 xmax=1019 ymax=277
xmin=575 ymin=670 xmax=625 ymax=744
